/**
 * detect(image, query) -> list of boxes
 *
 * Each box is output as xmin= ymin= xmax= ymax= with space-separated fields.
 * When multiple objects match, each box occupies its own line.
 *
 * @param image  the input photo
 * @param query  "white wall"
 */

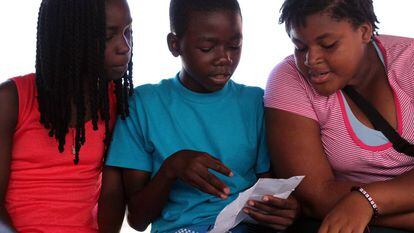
xmin=1 ymin=1 xmax=414 ymax=88
xmin=1 ymin=1 xmax=413 ymax=232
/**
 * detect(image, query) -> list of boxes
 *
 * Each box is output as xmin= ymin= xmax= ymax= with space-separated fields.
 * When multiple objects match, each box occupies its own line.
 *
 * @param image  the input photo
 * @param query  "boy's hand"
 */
xmin=243 ymin=195 xmax=300 ymax=230
xmin=162 ymin=150 xmax=233 ymax=199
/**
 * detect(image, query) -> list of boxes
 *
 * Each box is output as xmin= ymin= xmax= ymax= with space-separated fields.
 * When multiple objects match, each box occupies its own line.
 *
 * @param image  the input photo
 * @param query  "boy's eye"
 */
xmin=229 ymin=40 xmax=242 ymax=50
xmin=199 ymin=47 xmax=213 ymax=52
xmin=229 ymin=43 xmax=242 ymax=50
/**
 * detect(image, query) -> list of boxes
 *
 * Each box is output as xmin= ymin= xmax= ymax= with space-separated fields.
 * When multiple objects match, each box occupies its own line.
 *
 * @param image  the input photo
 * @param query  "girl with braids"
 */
xmin=265 ymin=0 xmax=414 ymax=232
xmin=0 ymin=0 xmax=133 ymax=232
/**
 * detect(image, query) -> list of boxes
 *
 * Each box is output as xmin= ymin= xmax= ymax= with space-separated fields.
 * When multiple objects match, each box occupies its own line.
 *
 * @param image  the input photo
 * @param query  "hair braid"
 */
xmin=35 ymin=0 xmax=133 ymax=164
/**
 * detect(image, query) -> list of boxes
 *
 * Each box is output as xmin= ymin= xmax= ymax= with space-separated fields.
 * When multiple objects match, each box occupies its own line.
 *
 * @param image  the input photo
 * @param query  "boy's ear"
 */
xmin=167 ymin=33 xmax=180 ymax=57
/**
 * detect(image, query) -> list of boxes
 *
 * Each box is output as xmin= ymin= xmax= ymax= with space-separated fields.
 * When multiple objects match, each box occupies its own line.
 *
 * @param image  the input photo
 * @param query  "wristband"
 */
xmin=351 ymin=186 xmax=380 ymax=218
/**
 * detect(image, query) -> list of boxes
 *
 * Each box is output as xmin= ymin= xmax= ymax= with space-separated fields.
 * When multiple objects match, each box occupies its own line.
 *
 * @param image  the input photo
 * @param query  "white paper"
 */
xmin=208 ymin=176 xmax=304 ymax=233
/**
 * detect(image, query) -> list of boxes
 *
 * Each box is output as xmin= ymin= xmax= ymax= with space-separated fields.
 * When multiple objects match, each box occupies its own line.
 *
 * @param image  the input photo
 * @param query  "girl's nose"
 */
xmin=117 ymin=35 xmax=131 ymax=54
xmin=304 ymin=48 xmax=322 ymax=67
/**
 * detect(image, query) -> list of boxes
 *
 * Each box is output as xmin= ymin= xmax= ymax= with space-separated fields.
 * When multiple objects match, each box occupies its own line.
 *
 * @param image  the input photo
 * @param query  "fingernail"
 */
xmin=263 ymin=196 xmax=269 ymax=202
xmin=243 ymin=208 xmax=249 ymax=214
xmin=248 ymin=201 xmax=254 ymax=206
xmin=220 ymin=194 xmax=228 ymax=199
xmin=229 ymin=172 xmax=234 ymax=177
xmin=223 ymin=187 xmax=230 ymax=194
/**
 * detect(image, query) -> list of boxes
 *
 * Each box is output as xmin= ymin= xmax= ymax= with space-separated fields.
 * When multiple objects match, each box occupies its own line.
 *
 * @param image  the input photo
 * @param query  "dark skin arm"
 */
xmin=244 ymin=172 xmax=301 ymax=231
xmin=98 ymin=166 xmax=126 ymax=233
xmin=122 ymin=150 xmax=232 ymax=231
xmin=319 ymin=170 xmax=414 ymax=232
xmin=0 ymin=81 xmax=18 ymax=233
xmin=123 ymin=153 xmax=299 ymax=231
xmin=266 ymin=108 xmax=354 ymax=218
xmin=266 ymin=108 xmax=414 ymax=231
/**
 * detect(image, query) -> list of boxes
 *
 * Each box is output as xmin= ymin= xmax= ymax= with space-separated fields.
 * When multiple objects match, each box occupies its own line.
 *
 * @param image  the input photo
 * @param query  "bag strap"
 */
xmin=342 ymin=85 xmax=414 ymax=157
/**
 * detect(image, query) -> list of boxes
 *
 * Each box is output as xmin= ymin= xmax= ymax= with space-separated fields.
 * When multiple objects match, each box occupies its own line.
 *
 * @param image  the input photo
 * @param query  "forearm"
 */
xmin=316 ymin=171 xmax=414 ymax=231
xmin=126 ymin=167 xmax=175 ymax=231
xmin=371 ymin=211 xmax=414 ymax=230
xmin=0 ymin=206 xmax=17 ymax=233
xmin=98 ymin=190 xmax=126 ymax=233
xmin=365 ymin=169 xmax=414 ymax=217
xmin=98 ymin=166 xmax=126 ymax=233
xmin=300 ymin=179 xmax=363 ymax=219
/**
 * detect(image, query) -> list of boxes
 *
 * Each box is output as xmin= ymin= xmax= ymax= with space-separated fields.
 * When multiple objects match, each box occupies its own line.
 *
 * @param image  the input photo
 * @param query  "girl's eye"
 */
xmin=321 ymin=42 xmax=337 ymax=49
xmin=106 ymin=35 xmax=114 ymax=41
xmin=295 ymin=46 xmax=307 ymax=53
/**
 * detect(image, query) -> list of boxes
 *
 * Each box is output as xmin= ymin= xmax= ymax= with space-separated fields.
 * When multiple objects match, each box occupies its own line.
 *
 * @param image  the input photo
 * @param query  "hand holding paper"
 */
xmin=209 ymin=176 xmax=304 ymax=233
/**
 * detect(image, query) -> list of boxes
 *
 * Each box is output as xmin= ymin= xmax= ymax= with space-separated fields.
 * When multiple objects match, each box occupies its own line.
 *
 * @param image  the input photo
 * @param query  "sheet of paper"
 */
xmin=209 ymin=176 xmax=304 ymax=233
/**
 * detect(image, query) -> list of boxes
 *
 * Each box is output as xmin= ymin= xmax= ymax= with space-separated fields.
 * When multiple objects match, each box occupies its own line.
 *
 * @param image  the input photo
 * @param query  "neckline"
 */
xmin=337 ymin=37 xmax=403 ymax=151
xmin=172 ymin=73 xmax=232 ymax=104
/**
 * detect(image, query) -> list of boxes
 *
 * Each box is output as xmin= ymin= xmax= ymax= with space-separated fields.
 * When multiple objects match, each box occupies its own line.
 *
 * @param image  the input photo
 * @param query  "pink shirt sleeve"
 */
xmin=264 ymin=56 xmax=318 ymax=121
xmin=379 ymin=35 xmax=414 ymax=99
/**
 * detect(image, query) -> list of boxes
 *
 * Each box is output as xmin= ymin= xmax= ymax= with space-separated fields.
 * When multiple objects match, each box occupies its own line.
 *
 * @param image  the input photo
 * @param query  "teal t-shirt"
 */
xmin=106 ymin=76 xmax=269 ymax=233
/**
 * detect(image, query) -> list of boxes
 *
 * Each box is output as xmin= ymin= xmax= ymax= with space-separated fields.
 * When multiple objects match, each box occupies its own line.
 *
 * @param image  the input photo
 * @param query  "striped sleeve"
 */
xmin=264 ymin=56 xmax=318 ymax=121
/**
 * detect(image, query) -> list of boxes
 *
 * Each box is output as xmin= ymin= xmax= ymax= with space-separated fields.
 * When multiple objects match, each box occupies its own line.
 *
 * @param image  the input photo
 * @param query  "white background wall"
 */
xmin=0 ymin=1 xmax=413 ymax=232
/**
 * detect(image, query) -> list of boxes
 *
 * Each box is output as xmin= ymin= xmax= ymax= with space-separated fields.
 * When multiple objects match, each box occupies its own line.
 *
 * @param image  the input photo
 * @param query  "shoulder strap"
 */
xmin=342 ymin=85 xmax=414 ymax=157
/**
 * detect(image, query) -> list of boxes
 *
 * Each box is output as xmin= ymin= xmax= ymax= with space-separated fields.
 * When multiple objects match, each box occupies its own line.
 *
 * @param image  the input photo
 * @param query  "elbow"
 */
xmin=301 ymin=202 xmax=326 ymax=220
xmin=127 ymin=213 xmax=150 ymax=232
xmin=298 ymin=195 xmax=331 ymax=220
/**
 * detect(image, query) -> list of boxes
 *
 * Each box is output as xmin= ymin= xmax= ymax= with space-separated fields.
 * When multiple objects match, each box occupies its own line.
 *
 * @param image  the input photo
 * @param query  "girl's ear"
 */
xmin=167 ymin=33 xmax=180 ymax=57
xmin=359 ymin=22 xmax=373 ymax=43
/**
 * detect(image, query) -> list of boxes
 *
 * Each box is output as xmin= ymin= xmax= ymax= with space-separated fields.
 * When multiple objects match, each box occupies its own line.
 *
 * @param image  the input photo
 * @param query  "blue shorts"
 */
xmin=168 ymin=223 xmax=249 ymax=233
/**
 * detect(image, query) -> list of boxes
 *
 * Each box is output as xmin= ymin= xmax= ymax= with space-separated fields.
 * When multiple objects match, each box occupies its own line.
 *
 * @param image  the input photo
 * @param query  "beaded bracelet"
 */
xmin=351 ymin=186 xmax=380 ymax=218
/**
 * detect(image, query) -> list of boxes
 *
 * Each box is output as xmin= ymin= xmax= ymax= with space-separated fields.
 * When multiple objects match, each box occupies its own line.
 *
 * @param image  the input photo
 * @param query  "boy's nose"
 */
xmin=214 ymin=49 xmax=232 ymax=66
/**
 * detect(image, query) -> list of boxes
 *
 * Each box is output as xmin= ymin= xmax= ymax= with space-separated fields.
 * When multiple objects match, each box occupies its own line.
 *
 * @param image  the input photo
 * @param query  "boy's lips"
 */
xmin=210 ymin=73 xmax=231 ymax=84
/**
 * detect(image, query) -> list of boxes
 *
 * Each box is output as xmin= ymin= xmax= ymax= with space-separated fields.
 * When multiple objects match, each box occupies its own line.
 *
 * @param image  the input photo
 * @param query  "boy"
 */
xmin=99 ymin=0 xmax=298 ymax=232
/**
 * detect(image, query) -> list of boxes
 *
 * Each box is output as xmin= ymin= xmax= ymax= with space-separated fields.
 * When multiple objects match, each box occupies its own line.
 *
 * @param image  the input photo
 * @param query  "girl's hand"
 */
xmin=243 ymin=195 xmax=300 ymax=230
xmin=161 ymin=150 xmax=233 ymax=199
xmin=318 ymin=192 xmax=374 ymax=233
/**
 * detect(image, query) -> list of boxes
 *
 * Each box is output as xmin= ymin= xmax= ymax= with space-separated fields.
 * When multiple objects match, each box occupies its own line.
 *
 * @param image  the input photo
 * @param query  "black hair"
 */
xmin=169 ymin=0 xmax=241 ymax=38
xmin=279 ymin=0 xmax=379 ymax=35
xmin=35 ymin=0 xmax=133 ymax=164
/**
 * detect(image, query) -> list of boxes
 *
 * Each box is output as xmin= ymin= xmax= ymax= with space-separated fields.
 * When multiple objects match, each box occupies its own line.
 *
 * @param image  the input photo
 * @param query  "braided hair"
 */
xmin=279 ymin=0 xmax=379 ymax=35
xmin=35 ymin=0 xmax=133 ymax=164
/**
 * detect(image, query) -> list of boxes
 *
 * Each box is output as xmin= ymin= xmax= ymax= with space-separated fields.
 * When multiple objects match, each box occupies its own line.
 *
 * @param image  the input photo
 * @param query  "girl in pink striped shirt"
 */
xmin=265 ymin=0 xmax=414 ymax=232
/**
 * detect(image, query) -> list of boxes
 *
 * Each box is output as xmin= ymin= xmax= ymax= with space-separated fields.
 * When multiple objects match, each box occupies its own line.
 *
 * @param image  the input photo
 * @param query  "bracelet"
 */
xmin=351 ymin=186 xmax=380 ymax=218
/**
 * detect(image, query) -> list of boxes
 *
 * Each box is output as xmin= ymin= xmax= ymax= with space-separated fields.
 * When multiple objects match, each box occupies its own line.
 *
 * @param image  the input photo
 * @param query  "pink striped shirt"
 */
xmin=264 ymin=35 xmax=414 ymax=183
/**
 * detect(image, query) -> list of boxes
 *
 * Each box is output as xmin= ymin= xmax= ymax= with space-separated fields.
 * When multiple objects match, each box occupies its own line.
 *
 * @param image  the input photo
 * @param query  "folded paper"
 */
xmin=209 ymin=176 xmax=305 ymax=233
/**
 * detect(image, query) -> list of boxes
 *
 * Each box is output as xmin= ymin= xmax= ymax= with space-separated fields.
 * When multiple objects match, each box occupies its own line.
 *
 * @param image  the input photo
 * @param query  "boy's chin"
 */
xmin=205 ymin=82 xmax=228 ymax=93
